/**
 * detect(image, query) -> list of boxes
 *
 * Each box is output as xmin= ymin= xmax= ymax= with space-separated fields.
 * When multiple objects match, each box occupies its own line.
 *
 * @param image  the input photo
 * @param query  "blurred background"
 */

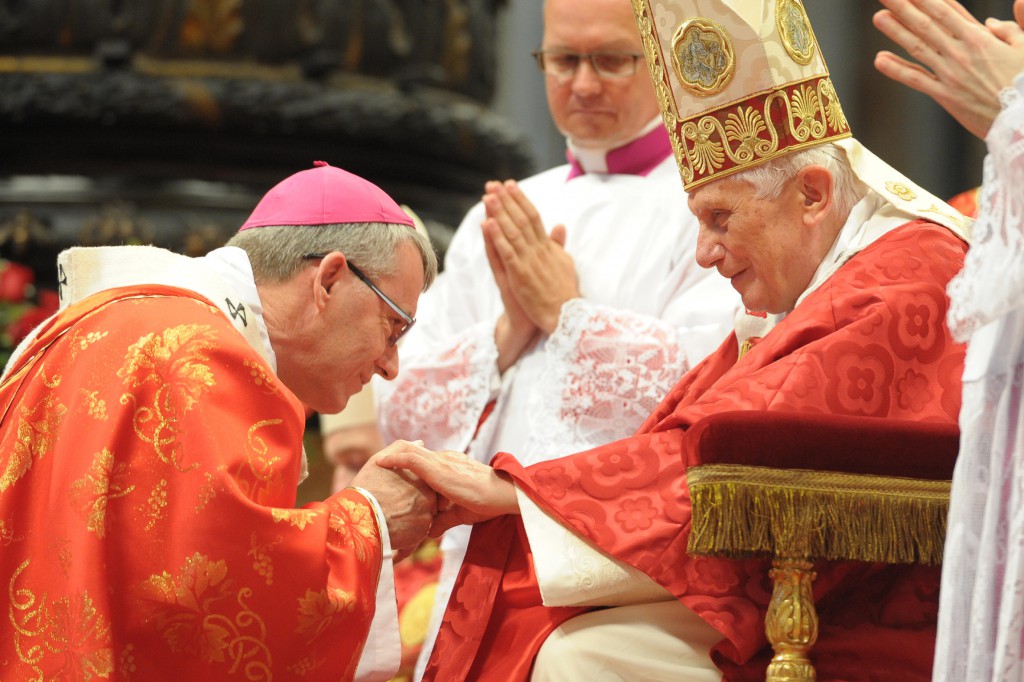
xmin=0 ymin=0 xmax=1004 ymax=501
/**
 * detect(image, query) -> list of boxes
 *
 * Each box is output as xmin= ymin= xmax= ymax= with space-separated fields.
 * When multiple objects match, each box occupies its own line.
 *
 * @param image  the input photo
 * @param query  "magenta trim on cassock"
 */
xmin=565 ymin=125 xmax=673 ymax=180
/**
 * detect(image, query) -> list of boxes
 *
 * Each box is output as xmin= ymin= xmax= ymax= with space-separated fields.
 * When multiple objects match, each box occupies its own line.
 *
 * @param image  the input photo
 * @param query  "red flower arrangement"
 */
xmin=0 ymin=259 xmax=60 ymax=369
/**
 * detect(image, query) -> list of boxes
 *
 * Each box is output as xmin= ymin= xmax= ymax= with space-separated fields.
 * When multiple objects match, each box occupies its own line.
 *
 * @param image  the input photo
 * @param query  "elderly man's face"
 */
xmin=689 ymin=174 xmax=828 ymax=314
xmin=541 ymin=0 xmax=660 ymax=149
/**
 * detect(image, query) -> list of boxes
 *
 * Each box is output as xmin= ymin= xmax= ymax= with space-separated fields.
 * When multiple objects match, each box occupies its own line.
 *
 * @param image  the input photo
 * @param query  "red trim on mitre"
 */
xmin=672 ymin=75 xmax=852 ymax=191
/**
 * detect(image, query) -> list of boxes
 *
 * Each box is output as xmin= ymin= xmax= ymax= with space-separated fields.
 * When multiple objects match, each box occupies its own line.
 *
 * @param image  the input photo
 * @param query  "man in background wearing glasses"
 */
xmin=0 ymin=162 xmax=442 ymax=680
xmin=374 ymin=0 xmax=739 ymax=676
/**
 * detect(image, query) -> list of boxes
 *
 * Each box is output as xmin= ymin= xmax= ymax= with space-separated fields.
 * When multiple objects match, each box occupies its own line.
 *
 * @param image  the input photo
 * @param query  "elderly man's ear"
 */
xmin=796 ymin=165 xmax=834 ymax=226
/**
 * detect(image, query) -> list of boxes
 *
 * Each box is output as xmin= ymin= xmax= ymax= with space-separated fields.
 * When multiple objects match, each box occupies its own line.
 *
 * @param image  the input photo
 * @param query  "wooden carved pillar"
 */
xmin=765 ymin=558 xmax=819 ymax=682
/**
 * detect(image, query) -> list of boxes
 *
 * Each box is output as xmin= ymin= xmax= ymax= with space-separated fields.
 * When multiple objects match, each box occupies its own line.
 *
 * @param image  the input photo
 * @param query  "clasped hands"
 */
xmin=481 ymin=180 xmax=580 ymax=372
xmin=349 ymin=440 xmax=519 ymax=553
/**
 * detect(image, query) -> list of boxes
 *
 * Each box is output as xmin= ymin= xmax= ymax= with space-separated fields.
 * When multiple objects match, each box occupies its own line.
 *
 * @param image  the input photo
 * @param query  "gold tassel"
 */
xmin=687 ymin=464 xmax=951 ymax=565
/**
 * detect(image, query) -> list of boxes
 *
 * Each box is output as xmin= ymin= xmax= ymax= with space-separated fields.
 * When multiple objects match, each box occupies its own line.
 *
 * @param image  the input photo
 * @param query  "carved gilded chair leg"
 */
xmin=765 ymin=558 xmax=818 ymax=682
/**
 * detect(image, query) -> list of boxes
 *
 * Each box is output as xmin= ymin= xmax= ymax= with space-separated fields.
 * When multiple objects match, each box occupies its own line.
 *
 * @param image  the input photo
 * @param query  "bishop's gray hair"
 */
xmin=225 ymin=222 xmax=438 ymax=289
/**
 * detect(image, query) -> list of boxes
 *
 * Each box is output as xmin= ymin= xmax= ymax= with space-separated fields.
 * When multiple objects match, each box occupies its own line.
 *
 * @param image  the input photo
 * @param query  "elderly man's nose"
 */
xmin=695 ymin=231 xmax=725 ymax=269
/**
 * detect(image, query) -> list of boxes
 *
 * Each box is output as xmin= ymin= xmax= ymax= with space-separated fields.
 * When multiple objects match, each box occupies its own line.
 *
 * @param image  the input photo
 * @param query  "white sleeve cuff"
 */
xmin=516 ymin=487 xmax=671 ymax=607
xmin=350 ymin=487 xmax=401 ymax=682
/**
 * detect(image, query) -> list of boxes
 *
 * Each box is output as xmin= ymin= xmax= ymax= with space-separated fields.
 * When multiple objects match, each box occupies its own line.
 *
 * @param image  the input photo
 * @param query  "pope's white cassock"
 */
xmin=374 ymin=119 xmax=740 ymax=677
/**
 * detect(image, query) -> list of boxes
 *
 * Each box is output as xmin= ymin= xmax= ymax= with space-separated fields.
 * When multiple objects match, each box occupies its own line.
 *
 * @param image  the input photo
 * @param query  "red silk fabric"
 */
xmin=1 ymin=286 xmax=384 ymax=680
xmin=426 ymin=221 xmax=967 ymax=681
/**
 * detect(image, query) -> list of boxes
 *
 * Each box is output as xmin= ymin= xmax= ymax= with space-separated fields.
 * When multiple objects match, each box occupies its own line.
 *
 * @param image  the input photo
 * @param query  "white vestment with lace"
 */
xmin=934 ymin=73 xmax=1024 ymax=681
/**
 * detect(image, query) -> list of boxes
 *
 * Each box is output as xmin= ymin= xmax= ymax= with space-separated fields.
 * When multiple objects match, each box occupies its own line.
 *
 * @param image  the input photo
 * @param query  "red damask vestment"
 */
xmin=0 ymin=285 xmax=383 ymax=680
xmin=425 ymin=221 xmax=968 ymax=681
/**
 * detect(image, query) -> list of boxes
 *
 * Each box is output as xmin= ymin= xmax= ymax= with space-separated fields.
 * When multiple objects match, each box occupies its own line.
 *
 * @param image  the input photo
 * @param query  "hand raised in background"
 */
xmin=874 ymin=0 xmax=1024 ymax=138
xmin=482 ymin=180 xmax=580 ymax=339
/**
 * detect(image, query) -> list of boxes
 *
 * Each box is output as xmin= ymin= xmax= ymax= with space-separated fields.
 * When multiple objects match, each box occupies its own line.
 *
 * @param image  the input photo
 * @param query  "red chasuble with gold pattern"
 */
xmin=0 ymin=285 xmax=382 ymax=680
xmin=425 ymin=221 xmax=967 ymax=681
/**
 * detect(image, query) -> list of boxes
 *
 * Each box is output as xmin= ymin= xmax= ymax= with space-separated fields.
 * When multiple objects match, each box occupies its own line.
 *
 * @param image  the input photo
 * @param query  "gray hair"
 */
xmin=735 ymin=143 xmax=868 ymax=222
xmin=225 ymin=222 xmax=438 ymax=289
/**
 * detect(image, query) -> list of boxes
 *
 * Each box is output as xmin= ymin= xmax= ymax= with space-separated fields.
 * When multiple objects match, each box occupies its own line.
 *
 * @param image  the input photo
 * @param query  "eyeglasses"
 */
xmin=303 ymin=253 xmax=415 ymax=346
xmin=531 ymin=49 xmax=644 ymax=80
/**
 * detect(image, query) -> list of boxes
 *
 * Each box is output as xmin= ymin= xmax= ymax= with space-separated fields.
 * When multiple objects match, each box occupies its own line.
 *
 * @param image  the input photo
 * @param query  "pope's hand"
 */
xmin=349 ymin=440 xmax=438 ymax=550
xmin=374 ymin=448 xmax=519 ymax=536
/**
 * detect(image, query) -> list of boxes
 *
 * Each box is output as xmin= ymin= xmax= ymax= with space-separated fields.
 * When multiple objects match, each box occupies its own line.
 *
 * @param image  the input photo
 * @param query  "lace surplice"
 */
xmin=935 ymin=73 xmax=1024 ymax=682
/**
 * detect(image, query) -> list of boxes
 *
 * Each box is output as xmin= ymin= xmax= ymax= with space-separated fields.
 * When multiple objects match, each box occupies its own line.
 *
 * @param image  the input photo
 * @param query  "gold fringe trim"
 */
xmin=687 ymin=464 xmax=950 ymax=565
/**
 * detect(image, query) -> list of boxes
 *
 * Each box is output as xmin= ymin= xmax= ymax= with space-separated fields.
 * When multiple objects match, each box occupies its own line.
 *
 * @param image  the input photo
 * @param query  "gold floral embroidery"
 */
xmin=120 ymin=643 xmax=137 ymax=676
xmin=8 ymin=560 xmax=115 ymax=679
xmin=296 ymin=587 xmax=356 ymax=640
xmin=75 ymin=330 xmax=109 ymax=353
xmin=52 ymin=535 xmax=72 ymax=579
xmin=1 ymin=517 xmax=22 ymax=546
xmin=244 ymin=359 xmax=280 ymax=396
xmin=287 ymin=655 xmax=325 ymax=676
xmin=1 ymin=393 xmax=66 ymax=492
xmin=724 ymin=107 xmax=769 ymax=162
xmin=886 ymin=181 xmax=917 ymax=202
xmin=790 ymin=84 xmax=825 ymax=140
xmin=118 ymin=324 xmax=218 ymax=472
xmin=195 ymin=470 xmax=218 ymax=514
xmin=141 ymin=552 xmax=272 ymax=677
xmin=79 ymin=388 xmax=109 ymax=421
xmin=328 ymin=497 xmax=378 ymax=564
xmin=819 ymin=79 xmax=847 ymax=133
xmin=271 ymin=507 xmax=321 ymax=530
xmin=69 ymin=448 xmax=135 ymax=538
xmin=684 ymin=118 xmax=726 ymax=176
xmin=143 ymin=479 xmax=169 ymax=531
xmin=248 ymin=533 xmax=282 ymax=586
xmin=234 ymin=419 xmax=286 ymax=503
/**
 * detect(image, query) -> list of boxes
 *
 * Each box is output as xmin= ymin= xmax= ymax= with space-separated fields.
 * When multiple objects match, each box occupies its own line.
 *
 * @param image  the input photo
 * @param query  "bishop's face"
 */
xmin=281 ymin=242 xmax=424 ymax=415
xmin=689 ymin=175 xmax=826 ymax=315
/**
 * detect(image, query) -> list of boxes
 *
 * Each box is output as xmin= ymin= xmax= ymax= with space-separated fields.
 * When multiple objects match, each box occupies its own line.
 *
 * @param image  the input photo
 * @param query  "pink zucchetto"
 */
xmin=238 ymin=161 xmax=414 ymax=231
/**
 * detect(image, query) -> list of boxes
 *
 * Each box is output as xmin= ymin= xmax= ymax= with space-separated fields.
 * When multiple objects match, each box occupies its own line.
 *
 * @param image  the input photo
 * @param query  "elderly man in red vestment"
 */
xmin=379 ymin=1 xmax=975 ymax=680
xmin=0 ymin=163 xmax=443 ymax=680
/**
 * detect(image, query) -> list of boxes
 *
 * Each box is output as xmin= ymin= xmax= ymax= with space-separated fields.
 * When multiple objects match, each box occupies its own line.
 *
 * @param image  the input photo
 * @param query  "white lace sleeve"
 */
xmin=376 ymin=321 xmax=499 ymax=452
xmin=375 ymin=201 xmax=503 ymax=452
xmin=946 ymin=75 xmax=1024 ymax=341
xmin=530 ymin=298 xmax=687 ymax=453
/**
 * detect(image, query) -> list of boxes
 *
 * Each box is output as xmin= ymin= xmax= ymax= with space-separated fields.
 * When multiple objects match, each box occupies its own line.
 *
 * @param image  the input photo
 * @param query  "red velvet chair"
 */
xmin=683 ymin=411 xmax=960 ymax=682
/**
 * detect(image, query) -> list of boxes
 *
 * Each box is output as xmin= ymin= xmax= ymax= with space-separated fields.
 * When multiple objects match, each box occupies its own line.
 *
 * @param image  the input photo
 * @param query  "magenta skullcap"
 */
xmin=239 ymin=161 xmax=414 ymax=231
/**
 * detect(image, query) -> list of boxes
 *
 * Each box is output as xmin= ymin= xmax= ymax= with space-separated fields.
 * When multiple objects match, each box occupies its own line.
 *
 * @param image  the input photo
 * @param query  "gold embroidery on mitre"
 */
xmin=775 ymin=0 xmax=815 ymax=65
xmin=886 ymin=181 xmax=917 ymax=201
xmin=671 ymin=18 xmax=735 ymax=96
xmin=678 ymin=76 xmax=851 ymax=190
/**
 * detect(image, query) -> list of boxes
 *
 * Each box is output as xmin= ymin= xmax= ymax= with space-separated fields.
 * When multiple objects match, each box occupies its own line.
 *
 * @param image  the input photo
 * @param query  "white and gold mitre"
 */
xmin=631 ymin=0 xmax=850 ymax=191
xmin=630 ymin=0 xmax=972 ymax=239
